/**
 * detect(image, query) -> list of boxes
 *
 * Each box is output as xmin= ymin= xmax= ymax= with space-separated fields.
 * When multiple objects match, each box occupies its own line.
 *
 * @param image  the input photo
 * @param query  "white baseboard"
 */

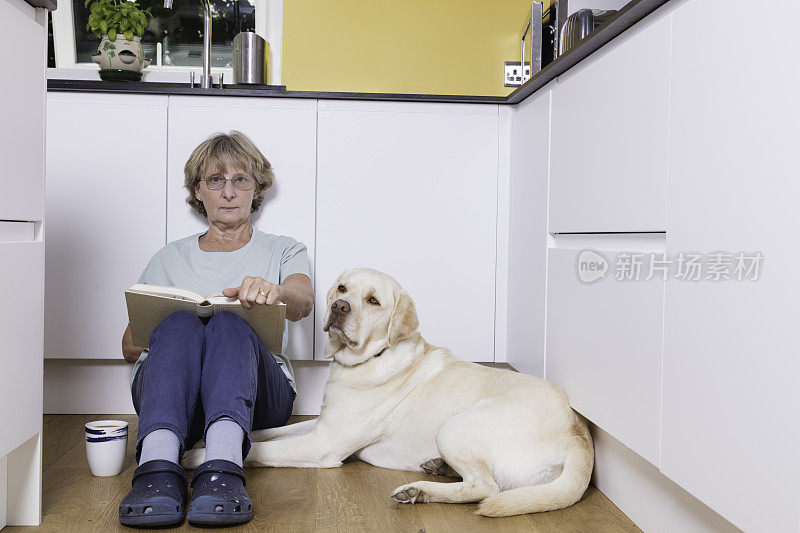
xmin=43 ymin=360 xmax=515 ymax=416
xmin=588 ymin=421 xmax=741 ymax=533
xmin=43 ymin=359 xmax=331 ymax=415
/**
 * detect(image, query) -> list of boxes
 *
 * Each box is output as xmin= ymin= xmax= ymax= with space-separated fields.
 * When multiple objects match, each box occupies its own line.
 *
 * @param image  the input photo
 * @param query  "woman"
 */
xmin=118 ymin=131 xmax=314 ymax=528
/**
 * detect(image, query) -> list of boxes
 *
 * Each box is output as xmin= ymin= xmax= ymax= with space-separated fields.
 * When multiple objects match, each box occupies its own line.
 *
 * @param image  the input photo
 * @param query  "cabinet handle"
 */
xmin=549 ymin=232 xmax=666 ymax=252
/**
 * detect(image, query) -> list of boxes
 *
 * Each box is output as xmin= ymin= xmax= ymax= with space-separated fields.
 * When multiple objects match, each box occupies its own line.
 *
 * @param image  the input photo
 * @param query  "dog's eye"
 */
xmin=368 ymin=296 xmax=380 ymax=305
xmin=337 ymin=284 xmax=346 ymax=293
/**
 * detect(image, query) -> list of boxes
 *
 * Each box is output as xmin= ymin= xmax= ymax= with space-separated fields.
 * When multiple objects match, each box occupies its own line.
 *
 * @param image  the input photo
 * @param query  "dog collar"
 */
xmin=373 ymin=347 xmax=388 ymax=358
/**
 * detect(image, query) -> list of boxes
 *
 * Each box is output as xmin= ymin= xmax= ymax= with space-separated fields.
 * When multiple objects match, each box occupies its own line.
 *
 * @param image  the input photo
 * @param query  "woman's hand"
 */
xmin=222 ymin=276 xmax=283 ymax=309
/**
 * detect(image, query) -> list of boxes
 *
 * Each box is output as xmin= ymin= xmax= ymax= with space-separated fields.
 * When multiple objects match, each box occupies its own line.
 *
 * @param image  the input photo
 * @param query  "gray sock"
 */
xmin=139 ymin=428 xmax=180 ymax=465
xmin=204 ymin=416 xmax=245 ymax=467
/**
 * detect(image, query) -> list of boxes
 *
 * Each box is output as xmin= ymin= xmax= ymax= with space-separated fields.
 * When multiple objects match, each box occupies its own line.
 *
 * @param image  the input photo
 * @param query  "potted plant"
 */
xmin=86 ymin=0 xmax=154 ymax=81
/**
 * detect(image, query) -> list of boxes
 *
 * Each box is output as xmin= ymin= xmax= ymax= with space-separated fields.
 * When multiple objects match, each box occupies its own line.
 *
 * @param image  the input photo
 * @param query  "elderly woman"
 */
xmin=118 ymin=131 xmax=314 ymax=528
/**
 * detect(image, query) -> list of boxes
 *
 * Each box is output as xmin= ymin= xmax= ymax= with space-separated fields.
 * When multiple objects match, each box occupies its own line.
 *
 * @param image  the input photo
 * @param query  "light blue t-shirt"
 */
xmin=130 ymin=228 xmax=311 ymax=394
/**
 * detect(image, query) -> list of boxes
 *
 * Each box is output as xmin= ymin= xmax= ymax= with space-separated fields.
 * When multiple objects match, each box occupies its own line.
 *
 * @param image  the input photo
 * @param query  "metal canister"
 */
xmin=232 ymin=32 xmax=269 ymax=84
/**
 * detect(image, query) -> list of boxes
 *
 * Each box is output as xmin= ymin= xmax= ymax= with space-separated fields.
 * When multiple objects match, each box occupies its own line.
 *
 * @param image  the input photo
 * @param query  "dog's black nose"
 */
xmin=331 ymin=299 xmax=350 ymax=316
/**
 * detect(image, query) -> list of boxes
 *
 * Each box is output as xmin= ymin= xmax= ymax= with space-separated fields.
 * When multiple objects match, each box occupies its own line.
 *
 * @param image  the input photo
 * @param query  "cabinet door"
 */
xmin=316 ymin=100 xmax=499 ymax=362
xmin=167 ymin=96 xmax=317 ymax=360
xmin=549 ymin=13 xmax=670 ymax=233
xmin=661 ymin=1 xmax=800 ymax=532
xmin=0 ymin=235 xmax=43 ymax=458
xmin=0 ymin=0 xmax=45 ymax=222
xmin=545 ymin=235 xmax=664 ymax=465
xmin=506 ymin=89 xmax=551 ymax=377
xmin=45 ymin=93 xmax=168 ymax=358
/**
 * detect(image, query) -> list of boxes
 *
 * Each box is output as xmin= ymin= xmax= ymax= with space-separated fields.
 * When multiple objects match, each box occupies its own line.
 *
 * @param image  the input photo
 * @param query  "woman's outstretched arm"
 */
xmin=223 ymin=274 xmax=314 ymax=321
xmin=280 ymin=273 xmax=314 ymax=322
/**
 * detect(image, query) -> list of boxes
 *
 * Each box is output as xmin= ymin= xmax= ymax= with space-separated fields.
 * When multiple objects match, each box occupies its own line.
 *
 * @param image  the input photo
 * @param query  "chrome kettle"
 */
xmin=232 ymin=32 xmax=269 ymax=84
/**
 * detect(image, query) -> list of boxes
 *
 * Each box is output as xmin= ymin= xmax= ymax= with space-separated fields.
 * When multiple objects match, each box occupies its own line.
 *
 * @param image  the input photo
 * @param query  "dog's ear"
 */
xmin=387 ymin=291 xmax=419 ymax=348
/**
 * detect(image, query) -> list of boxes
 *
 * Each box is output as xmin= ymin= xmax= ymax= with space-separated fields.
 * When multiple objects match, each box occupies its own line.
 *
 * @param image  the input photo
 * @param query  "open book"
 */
xmin=125 ymin=283 xmax=286 ymax=355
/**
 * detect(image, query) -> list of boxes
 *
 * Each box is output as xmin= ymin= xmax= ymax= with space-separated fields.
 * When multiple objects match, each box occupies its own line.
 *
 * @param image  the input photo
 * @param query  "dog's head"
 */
xmin=323 ymin=268 xmax=419 ymax=365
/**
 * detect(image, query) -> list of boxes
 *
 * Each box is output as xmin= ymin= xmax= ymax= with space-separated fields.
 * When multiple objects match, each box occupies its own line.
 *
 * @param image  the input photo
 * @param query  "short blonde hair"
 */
xmin=184 ymin=130 xmax=275 ymax=218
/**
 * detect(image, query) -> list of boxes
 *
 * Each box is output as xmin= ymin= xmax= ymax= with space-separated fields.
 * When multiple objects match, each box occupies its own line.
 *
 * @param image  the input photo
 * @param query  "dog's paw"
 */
xmin=420 ymin=458 xmax=455 ymax=476
xmin=181 ymin=447 xmax=206 ymax=469
xmin=391 ymin=484 xmax=427 ymax=504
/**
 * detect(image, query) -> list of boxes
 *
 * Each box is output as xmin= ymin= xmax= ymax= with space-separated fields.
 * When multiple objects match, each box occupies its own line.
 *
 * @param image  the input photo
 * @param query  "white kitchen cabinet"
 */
xmin=660 ymin=1 xmax=800 ymax=532
xmin=315 ymin=100 xmax=499 ymax=362
xmin=0 ymin=230 xmax=42 ymax=460
xmin=548 ymin=13 xmax=671 ymax=233
xmin=506 ymin=88 xmax=551 ymax=377
xmin=45 ymin=93 xmax=168 ymax=359
xmin=545 ymin=234 xmax=664 ymax=466
xmin=0 ymin=0 xmax=45 ymax=223
xmin=166 ymin=96 xmax=317 ymax=360
xmin=0 ymin=234 xmax=44 ymax=527
xmin=1 ymin=1 xmax=46 ymax=525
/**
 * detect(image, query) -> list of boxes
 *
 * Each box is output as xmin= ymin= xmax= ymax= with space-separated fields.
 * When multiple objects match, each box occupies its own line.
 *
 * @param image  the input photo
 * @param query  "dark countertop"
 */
xmin=45 ymin=80 xmax=508 ymax=104
xmin=48 ymin=0 xmax=669 ymax=106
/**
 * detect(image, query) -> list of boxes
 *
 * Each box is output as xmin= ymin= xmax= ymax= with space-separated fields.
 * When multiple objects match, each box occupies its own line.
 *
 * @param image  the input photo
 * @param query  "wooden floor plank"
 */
xmin=315 ymin=458 xmax=426 ymax=532
xmin=4 ymin=414 xmax=641 ymax=532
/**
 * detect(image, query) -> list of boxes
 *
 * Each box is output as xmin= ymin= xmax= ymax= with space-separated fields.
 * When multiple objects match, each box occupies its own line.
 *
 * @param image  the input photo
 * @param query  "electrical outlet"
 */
xmin=504 ymin=61 xmax=531 ymax=87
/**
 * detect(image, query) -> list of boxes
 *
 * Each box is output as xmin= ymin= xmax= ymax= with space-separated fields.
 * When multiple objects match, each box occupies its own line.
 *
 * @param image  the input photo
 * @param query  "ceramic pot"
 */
xmin=91 ymin=34 xmax=151 ymax=72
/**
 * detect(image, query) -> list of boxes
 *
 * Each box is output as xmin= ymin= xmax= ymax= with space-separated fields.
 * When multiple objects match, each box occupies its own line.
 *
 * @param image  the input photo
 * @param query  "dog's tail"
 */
xmin=476 ymin=429 xmax=594 ymax=517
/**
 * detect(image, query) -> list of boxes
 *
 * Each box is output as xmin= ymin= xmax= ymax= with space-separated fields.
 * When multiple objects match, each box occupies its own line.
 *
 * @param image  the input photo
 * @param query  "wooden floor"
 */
xmin=5 ymin=414 xmax=641 ymax=532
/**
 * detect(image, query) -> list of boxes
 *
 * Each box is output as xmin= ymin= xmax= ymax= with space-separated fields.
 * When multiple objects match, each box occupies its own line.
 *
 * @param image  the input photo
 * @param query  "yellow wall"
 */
xmin=282 ymin=0 xmax=543 ymax=96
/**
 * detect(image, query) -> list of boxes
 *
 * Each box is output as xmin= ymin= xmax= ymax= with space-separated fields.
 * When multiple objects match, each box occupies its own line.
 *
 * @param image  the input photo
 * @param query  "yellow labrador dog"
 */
xmin=182 ymin=267 xmax=593 ymax=516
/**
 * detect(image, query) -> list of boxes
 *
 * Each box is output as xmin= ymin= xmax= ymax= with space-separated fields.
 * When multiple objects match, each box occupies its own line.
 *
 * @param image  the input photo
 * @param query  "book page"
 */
xmin=128 ymin=283 xmax=205 ymax=303
xmin=204 ymin=293 xmax=240 ymax=305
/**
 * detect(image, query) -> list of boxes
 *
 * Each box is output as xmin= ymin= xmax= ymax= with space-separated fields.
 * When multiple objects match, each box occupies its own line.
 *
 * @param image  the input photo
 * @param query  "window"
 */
xmin=52 ymin=0 xmax=260 ymax=69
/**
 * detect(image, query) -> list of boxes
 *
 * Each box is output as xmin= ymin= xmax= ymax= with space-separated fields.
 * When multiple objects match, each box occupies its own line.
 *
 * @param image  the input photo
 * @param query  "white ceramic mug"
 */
xmin=85 ymin=420 xmax=128 ymax=477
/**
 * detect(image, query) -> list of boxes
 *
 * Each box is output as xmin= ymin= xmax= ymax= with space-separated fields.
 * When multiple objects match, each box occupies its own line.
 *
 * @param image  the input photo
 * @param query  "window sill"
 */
xmin=47 ymin=66 xmax=235 ymax=84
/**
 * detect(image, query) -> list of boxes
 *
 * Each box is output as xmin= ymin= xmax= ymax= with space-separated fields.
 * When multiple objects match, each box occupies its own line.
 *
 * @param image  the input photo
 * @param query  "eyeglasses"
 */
xmin=201 ymin=175 xmax=255 ymax=190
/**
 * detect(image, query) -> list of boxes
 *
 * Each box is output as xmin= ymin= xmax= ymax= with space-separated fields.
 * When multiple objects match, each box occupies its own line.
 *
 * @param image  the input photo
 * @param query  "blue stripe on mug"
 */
xmin=86 ymin=435 xmax=127 ymax=443
xmin=85 ymin=426 xmax=127 ymax=435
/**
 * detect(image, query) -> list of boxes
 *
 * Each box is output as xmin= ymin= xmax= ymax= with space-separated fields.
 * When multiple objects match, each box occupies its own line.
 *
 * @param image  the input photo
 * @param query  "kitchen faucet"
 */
xmin=163 ymin=0 xmax=212 ymax=88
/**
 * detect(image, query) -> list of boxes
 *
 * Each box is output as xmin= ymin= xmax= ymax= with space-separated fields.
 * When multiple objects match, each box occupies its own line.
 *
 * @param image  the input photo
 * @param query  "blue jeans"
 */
xmin=131 ymin=310 xmax=294 ymax=464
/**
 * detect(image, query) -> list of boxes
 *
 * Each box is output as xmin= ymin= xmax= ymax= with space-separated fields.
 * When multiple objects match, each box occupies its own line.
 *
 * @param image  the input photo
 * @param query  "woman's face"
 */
xmin=195 ymin=164 xmax=256 ymax=228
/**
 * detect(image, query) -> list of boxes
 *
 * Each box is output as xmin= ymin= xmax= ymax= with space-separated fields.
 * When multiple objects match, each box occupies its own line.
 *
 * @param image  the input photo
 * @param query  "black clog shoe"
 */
xmin=118 ymin=459 xmax=188 ymax=527
xmin=187 ymin=459 xmax=253 ymax=526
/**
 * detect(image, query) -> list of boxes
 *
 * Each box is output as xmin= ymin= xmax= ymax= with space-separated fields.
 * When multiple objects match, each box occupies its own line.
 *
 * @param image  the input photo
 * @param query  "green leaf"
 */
xmin=124 ymin=30 xmax=133 ymax=40
xmin=108 ymin=31 xmax=116 ymax=42
xmin=100 ymin=20 xmax=107 ymax=33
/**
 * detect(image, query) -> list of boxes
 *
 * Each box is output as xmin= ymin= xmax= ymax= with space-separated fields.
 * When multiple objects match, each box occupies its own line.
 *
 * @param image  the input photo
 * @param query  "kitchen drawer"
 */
xmin=548 ymin=13 xmax=671 ymax=233
xmin=545 ymin=234 xmax=664 ymax=465
xmin=0 ymin=0 xmax=45 ymax=223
